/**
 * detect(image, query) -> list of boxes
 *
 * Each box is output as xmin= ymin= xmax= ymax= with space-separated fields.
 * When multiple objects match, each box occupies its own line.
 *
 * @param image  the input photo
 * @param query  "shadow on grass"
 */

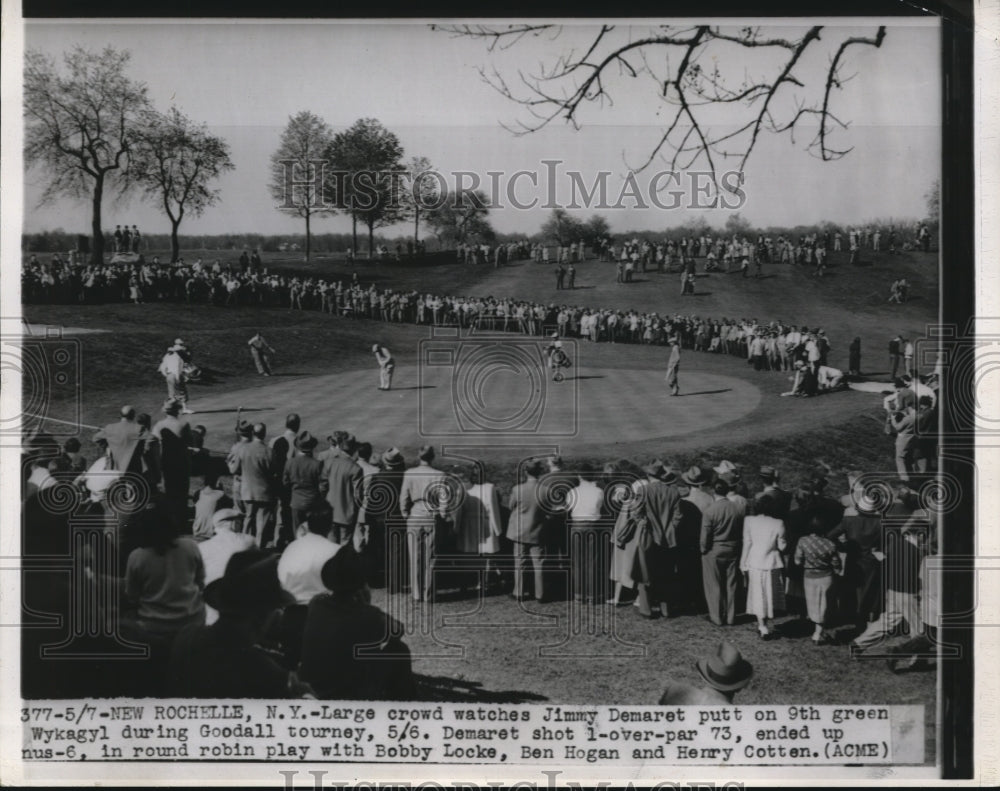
xmin=390 ymin=385 xmax=436 ymax=391
xmin=414 ymin=673 xmax=549 ymax=703
xmin=679 ymin=388 xmax=732 ymax=397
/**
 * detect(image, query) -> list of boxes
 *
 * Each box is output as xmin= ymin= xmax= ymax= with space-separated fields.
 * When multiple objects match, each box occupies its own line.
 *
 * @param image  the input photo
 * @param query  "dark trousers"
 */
xmin=333 ymin=522 xmax=354 ymax=547
xmin=702 ymin=543 xmax=740 ymax=625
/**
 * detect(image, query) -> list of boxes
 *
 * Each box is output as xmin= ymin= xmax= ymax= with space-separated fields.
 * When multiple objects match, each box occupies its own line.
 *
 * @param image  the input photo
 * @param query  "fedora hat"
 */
xmin=204 ymin=549 xmax=293 ymax=614
xmin=713 ymin=460 xmax=740 ymax=477
xmin=759 ymin=465 xmax=778 ymax=480
xmin=381 ymin=447 xmax=405 ymax=469
xmin=295 ymin=431 xmax=318 ymax=452
xmin=162 ymin=397 xmax=182 ymax=415
xmin=643 ymin=459 xmax=666 ymax=478
xmin=320 ymin=546 xmax=367 ymax=594
xmin=682 ymin=466 xmax=710 ymax=486
xmin=660 ymin=465 xmax=679 ymax=485
xmin=696 ymin=641 xmax=754 ymax=692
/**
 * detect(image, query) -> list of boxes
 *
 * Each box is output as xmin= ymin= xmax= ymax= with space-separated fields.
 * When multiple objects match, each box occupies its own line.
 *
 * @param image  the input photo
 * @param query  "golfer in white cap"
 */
xmin=158 ymin=338 xmax=194 ymax=413
xmin=372 ymin=343 xmax=394 ymax=390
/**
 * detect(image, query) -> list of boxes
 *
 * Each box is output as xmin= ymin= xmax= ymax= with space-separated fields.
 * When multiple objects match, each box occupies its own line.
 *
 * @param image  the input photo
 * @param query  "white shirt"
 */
xmin=570 ymin=480 xmax=604 ymax=521
xmin=277 ymin=532 xmax=341 ymax=605
xmin=199 ymin=530 xmax=255 ymax=624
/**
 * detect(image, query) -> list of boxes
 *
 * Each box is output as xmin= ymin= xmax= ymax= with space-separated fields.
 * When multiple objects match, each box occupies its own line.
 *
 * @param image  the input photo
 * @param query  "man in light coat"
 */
xmin=506 ymin=460 xmax=549 ymax=602
xmin=158 ymin=339 xmax=194 ymax=414
xmin=227 ymin=423 xmax=276 ymax=548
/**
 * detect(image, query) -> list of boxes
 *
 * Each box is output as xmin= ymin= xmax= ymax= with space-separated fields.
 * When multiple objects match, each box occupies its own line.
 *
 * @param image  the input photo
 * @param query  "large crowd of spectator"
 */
xmin=22 ymin=369 xmax=941 ymax=699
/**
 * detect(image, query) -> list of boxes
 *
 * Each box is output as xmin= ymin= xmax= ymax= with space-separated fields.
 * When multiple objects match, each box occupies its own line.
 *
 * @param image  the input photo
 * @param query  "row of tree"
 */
xmin=24 ymin=46 xmax=234 ymax=264
xmin=267 ymin=113 xmax=496 ymax=260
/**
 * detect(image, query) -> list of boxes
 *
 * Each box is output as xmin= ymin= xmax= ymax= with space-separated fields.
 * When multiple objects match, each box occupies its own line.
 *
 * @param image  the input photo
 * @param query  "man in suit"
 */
xmin=270 ymin=413 xmax=300 ymax=548
xmin=368 ymin=448 xmax=408 ymax=593
xmin=322 ymin=433 xmax=363 ymax=546
xmin=227 ymin=423 xmax=276 ymax=548
xmin=399 ymin=446 xmax=448 ymax=602
xmin=755 ymin=466 xmax=791 ymax=520
xmin=152 ymin=398 xmax=193 ymax=534
xmin=700 ymin=478 xmax=745 ymax=626
xmin=506 ymin=460 xmax=549 ymax=602
xmin=282 ymin=432 xmax=327 ymax=533
xmin=634 ymin=461 xmax=683 ymax=618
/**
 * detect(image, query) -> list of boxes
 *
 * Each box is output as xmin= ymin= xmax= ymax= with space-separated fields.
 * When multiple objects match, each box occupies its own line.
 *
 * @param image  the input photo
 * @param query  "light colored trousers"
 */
xmin=854 ymin=590 xmax=921 ymax=650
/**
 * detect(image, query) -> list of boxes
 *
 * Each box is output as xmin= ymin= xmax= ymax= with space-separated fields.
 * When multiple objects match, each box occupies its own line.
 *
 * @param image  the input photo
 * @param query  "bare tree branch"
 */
xmin=440 ymin=24 xmax=889 ymax=193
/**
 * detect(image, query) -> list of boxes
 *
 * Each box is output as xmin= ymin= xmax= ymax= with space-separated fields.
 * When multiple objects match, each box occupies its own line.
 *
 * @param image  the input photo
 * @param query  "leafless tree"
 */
xmin=24 ymin=46 xmax=151 ymax=264
xmin=434 ymin=24 xmax=886 ymax=193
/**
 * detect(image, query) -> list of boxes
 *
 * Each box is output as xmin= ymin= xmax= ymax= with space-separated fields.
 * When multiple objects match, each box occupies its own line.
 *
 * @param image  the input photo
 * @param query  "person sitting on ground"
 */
xmin=168 ymin=548 xmax=314 ymax=698
xmin=198 ymin=508 xmax=254 ymax=624
xmin=191 ymin=468 xmax=231 ymax=541
xmin=816 ymin=364 xmax=845 ymax=391
xmin=298 ymin=545 xmax=415 ymax=700
xmin=122 ymin=503 xmax=206 ymax=643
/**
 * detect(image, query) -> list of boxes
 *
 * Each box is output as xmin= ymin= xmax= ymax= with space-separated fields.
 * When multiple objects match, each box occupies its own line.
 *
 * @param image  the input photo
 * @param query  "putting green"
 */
xmin=190 ymin=364 xmax=762 ymax=457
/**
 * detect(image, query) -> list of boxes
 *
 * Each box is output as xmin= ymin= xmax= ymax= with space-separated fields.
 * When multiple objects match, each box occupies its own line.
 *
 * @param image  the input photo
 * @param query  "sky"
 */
xmin=20 ymin=19 xmax=941 ymax=238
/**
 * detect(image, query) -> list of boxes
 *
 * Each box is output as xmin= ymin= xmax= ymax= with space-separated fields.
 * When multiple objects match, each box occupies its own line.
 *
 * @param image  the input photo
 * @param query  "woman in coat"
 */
xmin=455 ymin=464 xmax=504 ymax=591
xmin=740 ymin=495 xmax=787 ymax=639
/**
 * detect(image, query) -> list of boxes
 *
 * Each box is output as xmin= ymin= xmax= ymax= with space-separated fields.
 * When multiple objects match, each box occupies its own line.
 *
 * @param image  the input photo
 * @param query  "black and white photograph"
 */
xmin=1 ymin=2 xmax=992 ymax=786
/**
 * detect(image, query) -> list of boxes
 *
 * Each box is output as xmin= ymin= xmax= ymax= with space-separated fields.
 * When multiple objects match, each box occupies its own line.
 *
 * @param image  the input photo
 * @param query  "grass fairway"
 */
xmin=22 ymin=247 xmax=937 ymax=730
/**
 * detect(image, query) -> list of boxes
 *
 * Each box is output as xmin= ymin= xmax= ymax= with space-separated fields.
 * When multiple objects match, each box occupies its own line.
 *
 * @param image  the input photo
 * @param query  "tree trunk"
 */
xmin=414 ymin=207 xmax=420 ymax=244
xmin=351 ymin=214 xmax=358 ymax=257
xmin=305 ymin=211 xmax=311 ymax=261
xmin=368 ymin=220 xmax=375 ymax=260
xmin=170 ymin=219 xmax=181 ymax=263
xmin=90 ymin=175 xmax=105 ymax=265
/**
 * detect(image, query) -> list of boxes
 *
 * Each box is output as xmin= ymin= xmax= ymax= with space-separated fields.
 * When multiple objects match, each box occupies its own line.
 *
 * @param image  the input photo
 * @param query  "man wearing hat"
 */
xmin=632 ymin=461 xmax=684 ymax=617
xmin=158 ymin=339 xmax=194 ymax=414
xmin=700 ymin=478 xmax=745 ymax=626
xmin=299 ymin=547 xmax=414 ymax=700
xmin=168 ymin=549 xmax=311 ymax=698
xmin=369 ymin=448 xmax=408 ymax=593
xmin=755 ymin=466 xmax=791 ymax=520
xmin=283 ymin=431 xmax=327 ymax=532
xmin=372 ymin=343 xmax=394 ymax=391
xmin=322 ymin=432 xmax=363 ymax=546
xmin=665 ymin=335 xmax=681 ymax=396
xmin=506 ymin=459 xmax=549 ymax=602
xmin=658 ymin=641 xmax=753 ymax=704
xmin=714 ymin=460 xmax=749 ymax=501
xmin=681 ymin=466 xmax=713 ymax=514
xmin=270 ymin=414 xmax=301 ymax=548
xmin=227 ymin=423 xmax=276 ymax=548
xmin=400 ymin=446 xmax=449 ymax=602
xmin=197 ymin=508 xmax=254 ymax=625
xmin=153 ymin=398 xmax=194 ymax=533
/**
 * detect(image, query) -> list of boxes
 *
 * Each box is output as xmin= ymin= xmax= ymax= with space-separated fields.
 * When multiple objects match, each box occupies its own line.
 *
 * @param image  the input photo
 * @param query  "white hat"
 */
xmin=372 ymin=344 xmax=380 ymax=352
xmin=713 ymin=460 xmax=739 ymax=476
